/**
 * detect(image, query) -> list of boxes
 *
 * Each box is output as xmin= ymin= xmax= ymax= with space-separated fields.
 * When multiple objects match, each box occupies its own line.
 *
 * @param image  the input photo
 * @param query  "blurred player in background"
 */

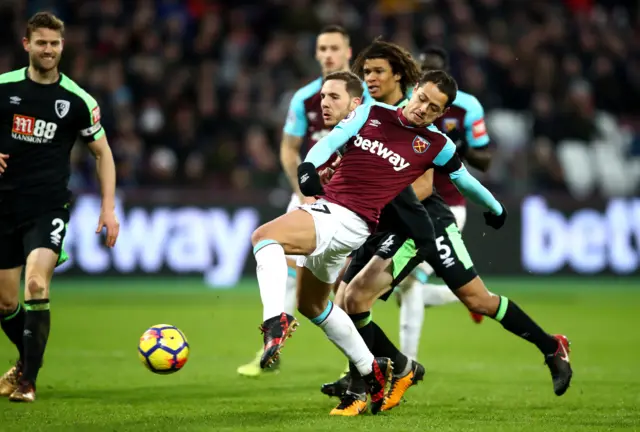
xmin=0 ymin=12 xmax=119 ymax=402
xmin=352 ymin=37 xmax=421 ymax=106
xmin=397 ymin=47 xmax=493 ymax=361
xmin=237 ymin=25 xmax=354 ymax=377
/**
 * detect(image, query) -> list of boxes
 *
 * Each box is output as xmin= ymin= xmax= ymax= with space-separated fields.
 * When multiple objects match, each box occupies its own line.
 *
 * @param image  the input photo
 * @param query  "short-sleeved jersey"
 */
xmin=319 ymin=102 xmax=455 ymax=231
xmin=0 ymin=68 xmax=104 ymax=217
xmin=283 ymin=77 xmax=328 ymax=151
xmin=433 ymin=90 xmax=489 ymax=207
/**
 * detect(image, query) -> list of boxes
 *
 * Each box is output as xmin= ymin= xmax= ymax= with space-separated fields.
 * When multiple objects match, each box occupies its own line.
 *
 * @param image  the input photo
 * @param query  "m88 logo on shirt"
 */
xmin=12 ymin=114 xmax=58 ymax=143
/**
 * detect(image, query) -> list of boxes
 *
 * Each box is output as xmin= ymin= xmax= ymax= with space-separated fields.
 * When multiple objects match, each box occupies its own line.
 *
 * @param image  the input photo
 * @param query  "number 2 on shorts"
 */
xmin=50 ymin=218 xmax=64 ymax=246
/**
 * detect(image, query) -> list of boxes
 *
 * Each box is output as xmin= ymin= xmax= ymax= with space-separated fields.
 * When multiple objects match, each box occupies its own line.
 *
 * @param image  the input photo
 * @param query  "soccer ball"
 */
xmin=138 ymin=324 xmax=190 ymax=374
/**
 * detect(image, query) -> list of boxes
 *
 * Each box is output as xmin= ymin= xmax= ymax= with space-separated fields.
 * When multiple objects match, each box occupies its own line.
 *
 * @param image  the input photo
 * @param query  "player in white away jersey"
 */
xmin=237 ymin=25 xmax=354 ymax=377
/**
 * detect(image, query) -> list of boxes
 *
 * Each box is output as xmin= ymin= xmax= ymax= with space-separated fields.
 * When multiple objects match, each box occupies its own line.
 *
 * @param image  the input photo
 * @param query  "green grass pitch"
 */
xmin=1 ymin=277 xmax=639 ymax=431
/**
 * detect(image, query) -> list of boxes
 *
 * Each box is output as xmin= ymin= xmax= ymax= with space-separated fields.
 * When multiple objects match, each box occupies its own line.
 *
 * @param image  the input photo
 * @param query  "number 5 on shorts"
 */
xmin=441 ymin=223 xmax=474 ymax=270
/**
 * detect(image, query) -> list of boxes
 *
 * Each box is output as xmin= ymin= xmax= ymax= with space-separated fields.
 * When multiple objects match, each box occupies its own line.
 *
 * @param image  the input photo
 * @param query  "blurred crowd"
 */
xmin=1 ymin=0 xmax=639 ymax=196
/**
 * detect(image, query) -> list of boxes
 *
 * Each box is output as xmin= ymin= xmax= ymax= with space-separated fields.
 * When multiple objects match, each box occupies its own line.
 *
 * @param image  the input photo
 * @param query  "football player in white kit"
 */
xmin=237 ymin=25 xmax=353 ymax=377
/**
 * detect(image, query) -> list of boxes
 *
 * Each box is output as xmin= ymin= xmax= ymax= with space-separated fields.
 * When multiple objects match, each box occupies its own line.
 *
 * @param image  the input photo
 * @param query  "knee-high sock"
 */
xmin=254 ymin=240 xmax=288 ymax=321
xmin=399 ymin=279 xmax=425 ymax=360
xmin=422 ymin=283 xmax=459 ymax=306
xmin=22 ymin=299 xmax=51 ymax=384
xmin=284 ymin=267 xmax=297 ymax=316
xmin=1 ymin=304 xmax=25 ymax=360
xmin=312 ymin=301 xmax=374 ymax=376
xmin=492 ymin=296 xmax=558 ymax=355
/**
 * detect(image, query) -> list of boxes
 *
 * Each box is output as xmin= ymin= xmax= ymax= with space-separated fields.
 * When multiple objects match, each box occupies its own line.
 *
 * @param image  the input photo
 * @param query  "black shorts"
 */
xmin=344 ymin=220 xmax=477 ymax=302
xmin=0 ymin=207 xmax=70 ymax=269
xmin=420 ymin=220 xmax=477 ymax=291
xmin=342 ymin=231 xmax=407 ymax=286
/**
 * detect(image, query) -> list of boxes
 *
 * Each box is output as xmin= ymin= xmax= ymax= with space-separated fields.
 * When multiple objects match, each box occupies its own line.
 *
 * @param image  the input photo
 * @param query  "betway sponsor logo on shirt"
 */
xmin=353 ymin=134 xmax=410 ymax=171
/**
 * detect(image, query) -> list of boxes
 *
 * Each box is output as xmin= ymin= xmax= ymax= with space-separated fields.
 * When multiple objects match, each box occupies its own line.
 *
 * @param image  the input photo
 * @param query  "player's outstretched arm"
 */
xmin=88 ymin=135 xmax=120 ymax=247
xmin=433 ymin=138 xmax=506 ymax=228
xmin=448 ymin=165 xmax=501 ymax=213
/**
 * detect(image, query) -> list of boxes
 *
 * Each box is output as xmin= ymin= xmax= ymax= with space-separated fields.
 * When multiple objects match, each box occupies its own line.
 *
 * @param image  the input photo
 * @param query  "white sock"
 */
xmin=314 ymin=301 xmax=374 ymax=376
xmin=423 ymin=283 xmax=459 ymax=306
xmin=254 ymin=241 xmax=288 ymax=321
xmin=284 ymin=271 xmax=297 ymax=316
xmin=399 ymin=279 xmax=425 ymax=360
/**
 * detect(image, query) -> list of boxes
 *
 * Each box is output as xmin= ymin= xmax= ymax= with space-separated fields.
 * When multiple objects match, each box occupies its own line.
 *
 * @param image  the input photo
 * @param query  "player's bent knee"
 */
xmin=0 ymin=299 xmax=18 ymax=315
xmin=251 ymin=224 xmax=271 ymax=246
xmin=343 ymin=284 xmax=374 ymax=314
xmin=456 ymin=277 xmax=499 ymax=315
xmin=26 ymin=275 xmax=48 ymax=300
xmin=333 ymin=282 xmax=347 ymax=308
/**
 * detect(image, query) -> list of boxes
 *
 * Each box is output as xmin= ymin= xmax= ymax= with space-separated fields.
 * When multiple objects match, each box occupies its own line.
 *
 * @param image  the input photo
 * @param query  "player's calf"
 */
xmin=0 ymin=301 xmax=25 ymax=398
xmin=252 ymin=210 xmax=319 ymax=368
xmin=0 ymin=266 xmax=24 ymax=363
xmin=252 ymin=211 xmax=316 ymax=319
xmin=342 ymin=256 xmax=393 ymax=314
xmin=455 ymin=277 xmax=572 ymax=395
xmin=18 ymin=248 xmax=57 ymax=396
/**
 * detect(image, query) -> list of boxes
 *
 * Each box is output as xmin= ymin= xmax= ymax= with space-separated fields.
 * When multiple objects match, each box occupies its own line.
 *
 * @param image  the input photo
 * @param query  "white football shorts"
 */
xmin=295 ymin=198 xmax=369 ymax=284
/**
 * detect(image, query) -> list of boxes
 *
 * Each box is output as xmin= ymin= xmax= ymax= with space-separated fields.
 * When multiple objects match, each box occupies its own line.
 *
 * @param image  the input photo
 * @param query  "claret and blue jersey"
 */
xmin=303 ymin=101 xmax=501 ymax=230
xmin=283 ymin=77 xmax=372 ymax=164
xmin=433 ymin=89 xmax=490 ymax=207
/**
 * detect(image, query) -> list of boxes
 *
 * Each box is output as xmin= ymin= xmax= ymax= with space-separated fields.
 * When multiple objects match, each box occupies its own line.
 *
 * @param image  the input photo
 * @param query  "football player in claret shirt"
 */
xmin=396 ymin=47 xmax=493 ymax=358
xmin=250 ymin=67 xmax=506 ymax=413
xmin=237 ymin=25 xmax=356 ymax=378
xmin=0 ymin=12 xmax=119 ymax=402
xmin=319 ymin=42 xmax=572 ymax=415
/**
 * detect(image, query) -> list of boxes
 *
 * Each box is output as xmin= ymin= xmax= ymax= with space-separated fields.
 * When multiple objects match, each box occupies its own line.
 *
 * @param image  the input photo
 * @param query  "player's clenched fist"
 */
xmin=297 ymin=162 xmax=324 ymax=196
xmin=483 ymin=202 xmax=507 ymax=229
xmin=0 ymin=153 xmax=9 ymax=173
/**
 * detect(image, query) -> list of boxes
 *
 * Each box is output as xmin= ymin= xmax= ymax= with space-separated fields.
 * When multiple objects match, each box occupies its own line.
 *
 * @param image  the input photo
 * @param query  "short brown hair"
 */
xmin=351 ymin=38 xmax=421 ymax=96
xmin=418 ymin=70 xmax=458 ymax=108
xmin=324 ymin=71 xmax=364 ymax=99
xmin=26 ymin=12 xmax=65 ymax=40
xmin=319 ymin=25 xmax=350 ymax=44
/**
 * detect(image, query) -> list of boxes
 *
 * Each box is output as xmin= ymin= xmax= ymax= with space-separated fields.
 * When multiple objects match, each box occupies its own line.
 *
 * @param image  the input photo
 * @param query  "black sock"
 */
xmin=349 ymin=312 xmax=374 ymax=349
xmin=493 ymin=296 xmax=557 ymax=355
xmin=371 ymin=322 xmax=409 ymax=375
xmin=345 ymin=312 xmax=373 ymax=395
xmin=1 ymin=304 xmax=25 ymax=361
xmin=22 ymin=299 xmax=51 ymax=385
